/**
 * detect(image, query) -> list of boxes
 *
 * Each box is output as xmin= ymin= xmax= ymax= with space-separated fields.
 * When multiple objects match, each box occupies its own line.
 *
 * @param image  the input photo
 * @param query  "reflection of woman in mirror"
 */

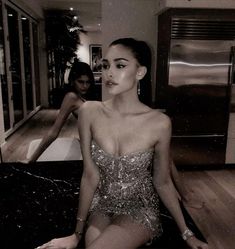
xmin=37 ymin=38 xmax=208 ymax=249
xmin=25 ymin=61 xmax=95 ymax=163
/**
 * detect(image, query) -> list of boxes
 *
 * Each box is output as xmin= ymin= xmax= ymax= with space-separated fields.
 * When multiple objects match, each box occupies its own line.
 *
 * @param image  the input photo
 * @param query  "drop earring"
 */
xmin=137 ymin=81 xmax=141 ymax=95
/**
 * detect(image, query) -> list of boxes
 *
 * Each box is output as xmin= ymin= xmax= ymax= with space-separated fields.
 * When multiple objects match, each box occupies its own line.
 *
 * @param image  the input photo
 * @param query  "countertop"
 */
xmin=0 ymin=161 xmax=205 ymax=249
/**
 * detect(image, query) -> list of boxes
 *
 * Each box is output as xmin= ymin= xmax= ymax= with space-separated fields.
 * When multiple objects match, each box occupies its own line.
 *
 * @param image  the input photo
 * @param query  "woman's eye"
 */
xmin=116 ymin=64 xmax=126 ymax=69
xmin=102 ymin=64 xmax=109 ymax=70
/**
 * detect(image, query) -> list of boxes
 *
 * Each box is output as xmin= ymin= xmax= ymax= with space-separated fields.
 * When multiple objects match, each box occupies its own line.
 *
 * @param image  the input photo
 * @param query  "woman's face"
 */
xmin=102 ymin=44 xmax=141 ymax=96
xmin=74 ymin=75 xmax=91 ymax=95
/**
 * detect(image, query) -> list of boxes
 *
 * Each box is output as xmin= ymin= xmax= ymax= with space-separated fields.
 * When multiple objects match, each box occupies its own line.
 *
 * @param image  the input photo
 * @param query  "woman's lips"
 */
xmin=105 ymin=80 xmax=118 ymax=87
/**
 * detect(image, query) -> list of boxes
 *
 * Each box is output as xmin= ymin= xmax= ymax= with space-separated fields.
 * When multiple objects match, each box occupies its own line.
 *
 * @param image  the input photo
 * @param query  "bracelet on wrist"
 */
xmin=75 ymin=231 xmax=83 ymax=237
xmin=182 ymin=228 xmax=194 ymax=241
xmin=76 ymin=216 xmax=86 ymax=223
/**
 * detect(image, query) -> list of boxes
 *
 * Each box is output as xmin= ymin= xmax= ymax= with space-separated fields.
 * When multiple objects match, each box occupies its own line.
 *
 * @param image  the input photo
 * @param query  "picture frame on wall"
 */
xmin=89 ymin=44 xmax=102 ymax=73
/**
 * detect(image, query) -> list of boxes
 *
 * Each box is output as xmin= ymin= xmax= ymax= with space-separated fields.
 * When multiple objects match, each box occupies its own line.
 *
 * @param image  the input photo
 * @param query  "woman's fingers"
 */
xmin=35 ymin=240 xmax=53 ymax=249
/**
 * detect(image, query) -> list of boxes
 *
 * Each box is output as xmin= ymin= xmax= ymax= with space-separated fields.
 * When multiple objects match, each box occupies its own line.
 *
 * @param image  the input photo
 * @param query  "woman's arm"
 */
xmin=38 ymin=102 xmax=100 ymax=249
xmin=153 ymin=114 xmax=208 ymax=249
xmin=27 ymin=93 xmax=79 ymax=162
xmin=153 ymin=115 xmax=187 ymax=232
xmin=74 ymin=102 xmax=100 ymax=237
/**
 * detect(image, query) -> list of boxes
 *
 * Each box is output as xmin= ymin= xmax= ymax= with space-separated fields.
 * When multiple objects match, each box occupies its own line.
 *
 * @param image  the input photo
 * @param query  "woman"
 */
xmin=37 ymin=38 xmax=208 ymax=249
xmin=26 ymin=61 xmax=95 ymax=163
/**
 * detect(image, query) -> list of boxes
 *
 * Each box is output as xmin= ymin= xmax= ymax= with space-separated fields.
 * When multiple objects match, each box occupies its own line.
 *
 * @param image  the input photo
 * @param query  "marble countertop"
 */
xmin=0 ymin=161 xmax=83 ymax=249
xmin=0 ymin=161 xmax=205 ymax=249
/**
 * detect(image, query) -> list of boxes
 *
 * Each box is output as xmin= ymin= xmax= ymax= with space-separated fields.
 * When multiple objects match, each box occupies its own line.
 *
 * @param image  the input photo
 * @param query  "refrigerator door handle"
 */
xmin=229 ymin=46 xmax=235 ymax=85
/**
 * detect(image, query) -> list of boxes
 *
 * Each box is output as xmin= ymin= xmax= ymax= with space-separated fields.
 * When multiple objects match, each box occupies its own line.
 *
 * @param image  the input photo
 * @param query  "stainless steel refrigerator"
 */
xmin=167 ymin=39 xmax=233 ymax=166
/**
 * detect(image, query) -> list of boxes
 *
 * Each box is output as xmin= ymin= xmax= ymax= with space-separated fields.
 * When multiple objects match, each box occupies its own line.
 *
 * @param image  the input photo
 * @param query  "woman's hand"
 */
xmin=186 ymin=235 xmax=209 ymax=249
xmin=35 ymin=233 xmax=80 ymax=249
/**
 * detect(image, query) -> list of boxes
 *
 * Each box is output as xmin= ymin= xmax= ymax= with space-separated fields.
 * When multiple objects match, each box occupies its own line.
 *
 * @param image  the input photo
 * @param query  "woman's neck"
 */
xmin=107 ymin=92 xmax=145 ymax=115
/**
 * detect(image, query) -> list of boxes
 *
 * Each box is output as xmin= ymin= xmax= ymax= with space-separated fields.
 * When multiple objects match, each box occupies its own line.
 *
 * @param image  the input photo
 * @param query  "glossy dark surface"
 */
xmin=0 ymin=162 xmax=205 ymax=249
xmin=0 ymin=161 xmax=82 ymax=249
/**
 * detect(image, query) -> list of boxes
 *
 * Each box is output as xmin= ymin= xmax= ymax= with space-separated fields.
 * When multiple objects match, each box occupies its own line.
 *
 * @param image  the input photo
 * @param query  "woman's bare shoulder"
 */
xmin=64 ymin=91 xmax=78 ymax=100
xmin=144 ymin=109 xmax=172 ymax=147
xmin=78 ymin=101 xmax=102 ymax=117
xmin=61 ymin=92 xmax=79 ymax=106
xmin=80 ymin=100 xmax=102 ymax=109
xmin=148 ymin=109 xmax=171 ymax=131
xmin=148 ymin=108 xmax=170 ymax=120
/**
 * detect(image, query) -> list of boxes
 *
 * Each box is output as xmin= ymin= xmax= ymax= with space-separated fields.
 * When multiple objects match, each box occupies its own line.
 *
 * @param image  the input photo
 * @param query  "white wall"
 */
xmin=76 ymin=31 xmax=102 ymax=65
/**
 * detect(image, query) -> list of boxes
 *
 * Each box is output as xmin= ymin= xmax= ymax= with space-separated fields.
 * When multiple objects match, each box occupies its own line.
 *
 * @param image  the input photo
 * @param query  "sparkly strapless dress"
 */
xmin=90 ymin=140 xmax=163 ymax=238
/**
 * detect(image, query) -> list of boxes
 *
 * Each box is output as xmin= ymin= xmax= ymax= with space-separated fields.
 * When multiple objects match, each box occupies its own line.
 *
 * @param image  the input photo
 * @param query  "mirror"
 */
xmin=0 ymin=0 xmax=101 ymax=162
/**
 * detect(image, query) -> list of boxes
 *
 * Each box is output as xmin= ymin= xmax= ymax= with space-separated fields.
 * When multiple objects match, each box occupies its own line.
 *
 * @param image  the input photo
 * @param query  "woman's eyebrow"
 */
xmin=114 ymin=58 xmax=129 ymax=62
xmin=102 ymin=58 xmax=129 ymax=63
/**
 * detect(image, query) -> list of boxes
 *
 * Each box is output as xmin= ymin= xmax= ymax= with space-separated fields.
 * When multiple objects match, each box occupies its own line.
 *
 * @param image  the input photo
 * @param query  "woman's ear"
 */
xmin=136 ymin=66 xmax=147 ymax=80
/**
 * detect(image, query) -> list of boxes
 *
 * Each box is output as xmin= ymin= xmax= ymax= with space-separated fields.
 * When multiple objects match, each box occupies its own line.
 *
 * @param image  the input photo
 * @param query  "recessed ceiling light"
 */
xmin=70 ymin=7 xmax=73 ymax=11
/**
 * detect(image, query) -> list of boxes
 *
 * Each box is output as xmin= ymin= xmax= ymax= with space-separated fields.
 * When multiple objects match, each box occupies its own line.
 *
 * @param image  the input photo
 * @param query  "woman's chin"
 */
xmin=105 ymin=86 xmax=118 ymax=95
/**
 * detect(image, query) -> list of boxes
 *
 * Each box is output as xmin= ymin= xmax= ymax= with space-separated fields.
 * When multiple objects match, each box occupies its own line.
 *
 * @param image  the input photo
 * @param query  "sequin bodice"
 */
xmin=90 ymin=140 xmax=162 ymax=238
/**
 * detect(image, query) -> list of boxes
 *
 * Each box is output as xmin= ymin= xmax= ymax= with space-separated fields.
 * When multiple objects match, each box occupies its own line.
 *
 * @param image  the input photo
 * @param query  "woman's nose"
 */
xmin=107 ymin=66 xmax=113 ymax=77
xmin=83 ymin=82 xmax=91 ymax=89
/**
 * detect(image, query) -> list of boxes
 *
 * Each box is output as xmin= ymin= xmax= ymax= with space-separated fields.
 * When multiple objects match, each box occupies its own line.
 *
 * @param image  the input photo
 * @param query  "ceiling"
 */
xmin=38 ymin=0 xmax=101 ymax=32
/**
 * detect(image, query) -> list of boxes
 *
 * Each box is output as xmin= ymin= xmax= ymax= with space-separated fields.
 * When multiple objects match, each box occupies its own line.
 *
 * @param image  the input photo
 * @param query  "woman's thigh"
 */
xmin=85 ymin=212 xmax=111 ymax=247
xmin=87 ymin=215 xmax=151 ymax=249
